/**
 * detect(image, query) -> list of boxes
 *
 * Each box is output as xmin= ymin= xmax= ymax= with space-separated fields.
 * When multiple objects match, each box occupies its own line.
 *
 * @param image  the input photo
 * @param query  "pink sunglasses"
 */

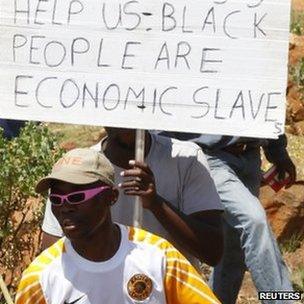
xmin=49 ymin=186 xmax=110 ymax=206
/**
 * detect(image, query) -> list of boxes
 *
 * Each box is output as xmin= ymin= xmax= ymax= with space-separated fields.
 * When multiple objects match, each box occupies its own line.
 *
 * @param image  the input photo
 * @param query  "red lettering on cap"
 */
xmin=54 ymin=157 xmax=83 ymax=168
xmin=71 ymin=157 xmax=82 ymax=165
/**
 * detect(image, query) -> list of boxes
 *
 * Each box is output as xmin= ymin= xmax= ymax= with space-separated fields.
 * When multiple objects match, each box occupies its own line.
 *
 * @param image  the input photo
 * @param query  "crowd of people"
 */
xmin=8 ymin=123 xmax=296 ymax=304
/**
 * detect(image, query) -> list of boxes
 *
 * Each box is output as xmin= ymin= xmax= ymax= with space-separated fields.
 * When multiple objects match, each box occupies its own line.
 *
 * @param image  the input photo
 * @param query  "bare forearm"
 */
xmin=119 ymin=160 xmax=223 ymax=265
xmin=149 ymin=195 xmax=223 ymax=266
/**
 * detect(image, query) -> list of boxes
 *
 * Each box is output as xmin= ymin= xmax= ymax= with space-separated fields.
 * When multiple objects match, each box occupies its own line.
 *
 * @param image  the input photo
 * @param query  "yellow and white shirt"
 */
xmin=16 ymin=225 xmax=220 ymax=304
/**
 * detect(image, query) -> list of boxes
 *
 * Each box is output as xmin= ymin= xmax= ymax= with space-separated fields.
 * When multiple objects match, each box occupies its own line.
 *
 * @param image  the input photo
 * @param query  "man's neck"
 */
xmin=71 ymin=223 xmax=121 ymax=262
xmin=102 ymin=132 xmax=152 ymax=169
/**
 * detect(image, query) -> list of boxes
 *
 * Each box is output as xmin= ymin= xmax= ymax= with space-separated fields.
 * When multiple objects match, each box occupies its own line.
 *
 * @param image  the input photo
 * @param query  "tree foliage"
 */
xmin=0 ymin=122 xmax=63 ymax=295
xmin=290 ymin=57 xmax=304 ymax=100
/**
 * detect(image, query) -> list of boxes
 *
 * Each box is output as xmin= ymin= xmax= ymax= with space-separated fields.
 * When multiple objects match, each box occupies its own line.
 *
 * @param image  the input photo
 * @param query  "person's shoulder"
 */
xmin=151 ymin=133 xmax=202 ymax=158
xmin=127 ymin=226 xmax=179 ymax=254
xmin=127 ymin=226 xmax=195 ymax=271
xmin=16 ymin=238 xmax=65 ymax=303
xmin=25 ymin=238 xmax=65 ymax=274
xmin=151 ymin=133 xmax=209 ymax=169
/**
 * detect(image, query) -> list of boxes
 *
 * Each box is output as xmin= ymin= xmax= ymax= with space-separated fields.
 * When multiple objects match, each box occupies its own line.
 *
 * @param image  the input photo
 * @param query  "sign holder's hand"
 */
xmin=275 ymin=156 xmax=297 ymax=188
xmin=119 ymin=160 xmax=158 ymax=210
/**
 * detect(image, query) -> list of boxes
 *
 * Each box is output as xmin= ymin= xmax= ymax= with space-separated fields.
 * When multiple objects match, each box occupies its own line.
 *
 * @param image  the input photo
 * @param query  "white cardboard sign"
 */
xmin=0 ymin=0 xmax=291 ymax=138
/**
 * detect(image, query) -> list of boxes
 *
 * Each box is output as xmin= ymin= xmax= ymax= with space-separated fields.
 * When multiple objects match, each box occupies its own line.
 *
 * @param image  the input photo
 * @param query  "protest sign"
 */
xmin=0 ymin=0 xmax=291 ymax=138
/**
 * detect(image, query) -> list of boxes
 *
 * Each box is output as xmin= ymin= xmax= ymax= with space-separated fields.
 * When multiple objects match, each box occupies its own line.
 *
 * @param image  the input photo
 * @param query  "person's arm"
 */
xmin=150 ymin=197 xmax=223 ymax=266
xmin=263 ymin=134 xmax=296 ymax=188
xmin=164 ymin=245 xmax=220 ymax=304
xmin=119 ymin=159 xmax=223 ymax=266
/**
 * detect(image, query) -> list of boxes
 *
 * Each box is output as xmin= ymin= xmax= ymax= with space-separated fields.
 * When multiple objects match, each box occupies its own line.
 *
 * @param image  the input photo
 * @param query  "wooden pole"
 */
xmin=0 ymin=274 xmax=14 ymax=304
xmin=133 ymin=129 xmax=145 ymax=228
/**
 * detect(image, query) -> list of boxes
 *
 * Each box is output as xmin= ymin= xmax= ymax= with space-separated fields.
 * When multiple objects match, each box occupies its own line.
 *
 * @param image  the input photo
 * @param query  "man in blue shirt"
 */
xmin=161 ymin=132 xmax=296 ymax=304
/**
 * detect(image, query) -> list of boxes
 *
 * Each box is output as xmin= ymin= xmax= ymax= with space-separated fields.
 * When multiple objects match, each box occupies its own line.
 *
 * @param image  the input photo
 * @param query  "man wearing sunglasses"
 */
xmin=16 ymin=148 xmax=220 ymax=304
xmin=41 ymin=127 xmax=224 ymax=268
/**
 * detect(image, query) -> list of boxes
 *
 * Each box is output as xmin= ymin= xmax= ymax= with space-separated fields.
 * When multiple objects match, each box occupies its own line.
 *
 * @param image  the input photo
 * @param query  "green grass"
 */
xmin=292 ymin=265 xmax=304 ymax=293
xmin=46 ymin=123 xmax=104 ymax=148
xmin=279 ymin=233 xmax=304 ymax=253
xmin=286 ymin=133 xmax=304 ymax=181
xmin=290 ymin=10 xmax=304 ymax=35
xmin=290 ymin=57 xmax=304 ymax=99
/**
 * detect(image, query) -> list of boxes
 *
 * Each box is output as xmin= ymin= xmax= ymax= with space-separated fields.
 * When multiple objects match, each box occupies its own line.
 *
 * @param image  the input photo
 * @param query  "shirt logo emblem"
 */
xmin=127 ymin=274 xmax=153 ymax=301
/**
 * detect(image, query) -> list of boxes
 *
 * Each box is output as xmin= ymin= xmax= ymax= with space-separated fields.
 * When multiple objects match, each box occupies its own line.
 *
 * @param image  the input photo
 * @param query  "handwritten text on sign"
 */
xmin=0 ymin=0 xmax=291 ymax=138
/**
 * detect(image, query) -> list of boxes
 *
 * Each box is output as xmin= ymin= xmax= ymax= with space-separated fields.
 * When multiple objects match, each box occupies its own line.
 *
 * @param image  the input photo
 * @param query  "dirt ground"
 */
xmin=293 ymin=0 xmax=304 ymax=11
xmin=237 ymin=249 xmax=304 ymax=304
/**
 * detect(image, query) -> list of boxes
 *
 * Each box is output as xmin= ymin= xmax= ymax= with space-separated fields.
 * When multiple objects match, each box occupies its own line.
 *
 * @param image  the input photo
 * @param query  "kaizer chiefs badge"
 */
xmin=127 ymin=274 xmax=153 ymax=301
